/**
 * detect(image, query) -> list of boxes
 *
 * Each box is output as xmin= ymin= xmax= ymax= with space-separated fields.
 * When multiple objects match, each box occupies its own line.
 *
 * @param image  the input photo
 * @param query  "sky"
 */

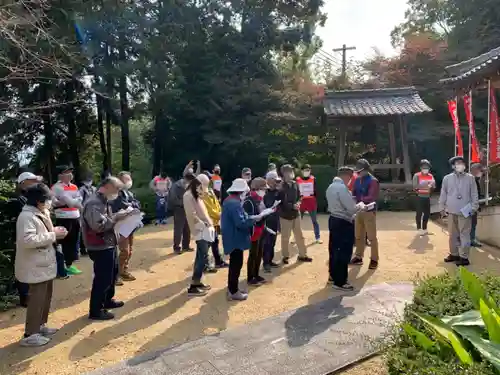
xmin=316 ymin=0 xmax=409 ymax=64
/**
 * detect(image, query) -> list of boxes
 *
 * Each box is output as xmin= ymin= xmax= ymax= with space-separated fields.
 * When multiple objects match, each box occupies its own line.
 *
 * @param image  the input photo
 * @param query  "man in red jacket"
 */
xmin=296 ymin=164 xmax=321 ymax=244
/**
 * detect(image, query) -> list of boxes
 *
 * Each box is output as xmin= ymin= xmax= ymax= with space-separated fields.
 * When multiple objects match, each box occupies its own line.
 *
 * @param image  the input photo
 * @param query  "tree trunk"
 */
xmin=96 ymin=95 xmax=108 ymax=172
xmin=105 ymin=107 xmax=112 ymax=173
xmin=65 ymin=79 xmax=80 ymax=183
xmin=152 ymin=112 xmax=162 ymax=177
xmin=40 ymin=83 xmax=55 ymax=183
xmin=118 ymin=44 xmax=130 ymax=171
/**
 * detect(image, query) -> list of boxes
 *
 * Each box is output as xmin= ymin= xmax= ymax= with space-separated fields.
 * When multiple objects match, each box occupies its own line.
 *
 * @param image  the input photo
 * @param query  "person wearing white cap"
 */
xmin=12 ymin=172 xmax=43 ymax=307
xmin=221 ymin=178 xmax=275 ymax=301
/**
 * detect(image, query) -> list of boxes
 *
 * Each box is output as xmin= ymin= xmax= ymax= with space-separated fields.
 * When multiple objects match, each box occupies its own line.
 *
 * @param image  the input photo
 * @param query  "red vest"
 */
xmin=296 ymin=176 xmax=317 ymax=212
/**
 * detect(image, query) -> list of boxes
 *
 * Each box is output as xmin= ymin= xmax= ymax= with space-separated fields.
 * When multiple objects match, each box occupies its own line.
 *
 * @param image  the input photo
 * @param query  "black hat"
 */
xmin=355 ymin=159 xmax=371 ymax=172
xmin=449 ymin=156 xmax=465 ymax=165
xmin=302 ymin=164 xmax=311 ymax=170
xmin=56 ymin=164 xmax=73 ymax=175
xmin=420 ymin=159 xmax=431 ymax=168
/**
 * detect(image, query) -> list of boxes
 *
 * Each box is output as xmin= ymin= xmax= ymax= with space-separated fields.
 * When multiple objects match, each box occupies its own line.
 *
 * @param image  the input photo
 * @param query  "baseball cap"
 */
xmin=17 ymin=172 xmax=42 ymax=184
xmin=354 ymin=159 xmax=371 ymax=172
xmin=265 ymin=171 xmax=282 ymax=181
xmin=242 ymin=167 xmax=252 ymax=175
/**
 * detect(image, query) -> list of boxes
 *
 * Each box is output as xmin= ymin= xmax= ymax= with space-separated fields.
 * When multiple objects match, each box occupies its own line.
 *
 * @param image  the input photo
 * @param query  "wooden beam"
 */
xmin=388 ymin=122 xmax=398 ymax=181
xmin=336 ymin=123 xmax=347 ymax=169
xmin=399 ymin=116 xmax=412 ymax=184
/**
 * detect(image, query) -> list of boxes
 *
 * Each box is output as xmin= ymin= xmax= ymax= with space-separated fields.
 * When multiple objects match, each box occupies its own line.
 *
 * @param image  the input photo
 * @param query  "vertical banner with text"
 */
xmin=447 ymin=99 xmax=464 ymax=157
xmin=489 ymin=86 xmax=500 ymax=164
xmin=463 ymin=94 xmax=481 ymax=163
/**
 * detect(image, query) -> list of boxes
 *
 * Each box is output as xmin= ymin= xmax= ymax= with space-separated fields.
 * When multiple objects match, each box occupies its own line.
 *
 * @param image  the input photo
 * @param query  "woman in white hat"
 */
xmin=220 ymin=178 xmax=257 ymax=301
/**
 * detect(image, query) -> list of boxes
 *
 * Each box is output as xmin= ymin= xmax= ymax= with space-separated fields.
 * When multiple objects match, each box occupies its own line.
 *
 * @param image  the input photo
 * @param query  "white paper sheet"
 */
xmin=115 ymin=212 xmax=143 ymax=238
xmin=460 ymin=203 xmax=472 ymax=218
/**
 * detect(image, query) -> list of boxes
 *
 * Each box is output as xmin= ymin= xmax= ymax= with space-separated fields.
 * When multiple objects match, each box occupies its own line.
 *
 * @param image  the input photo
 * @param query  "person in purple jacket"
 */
xmin=350 ymin=159 xmax=380 ymax=270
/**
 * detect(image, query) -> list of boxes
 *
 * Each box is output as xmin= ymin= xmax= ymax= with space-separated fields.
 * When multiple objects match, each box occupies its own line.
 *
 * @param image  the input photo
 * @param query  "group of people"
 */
xmin=11 ymin=153 xmax=485 ymax=348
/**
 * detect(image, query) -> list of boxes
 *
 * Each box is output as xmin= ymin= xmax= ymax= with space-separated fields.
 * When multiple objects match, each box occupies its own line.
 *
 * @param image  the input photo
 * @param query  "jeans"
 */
xmin=263 ymin=231 xmax=277 ymax=266
xmin=328 ymin=216 xmax=355 ymax=287
xmin=173 ymin=207 xmax=191 ymax=251
xmin=210 ymin=234 xmax=224 ymax=266
xmin=247 ymin=239 xmax=264 ymax=280
xmin=55 ymin=218 xmax=80 ymax=267
xmin=228 ymin=249 xmax=244 ymax=294
xmin=88 ymin=248 xmax=118 ymax=315
xmin=471 ymin=212 xmax=478 ymax=243
xmin=192 ymin=240 xmax=209 ymax=284
xmin=301 ymin=210 xmax=320 ymax=240
xmin=155 ymin=195 xmax=167 ymax=222
xmin=56 ymin=250 xmax=67 ymax=278
xmin=416 ymin=196 xmax=431 ymax=230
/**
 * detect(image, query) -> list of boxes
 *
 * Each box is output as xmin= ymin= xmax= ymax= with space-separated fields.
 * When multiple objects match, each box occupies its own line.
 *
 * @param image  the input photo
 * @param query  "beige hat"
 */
xmin=227 ymin=178 xmax=250 ymax=193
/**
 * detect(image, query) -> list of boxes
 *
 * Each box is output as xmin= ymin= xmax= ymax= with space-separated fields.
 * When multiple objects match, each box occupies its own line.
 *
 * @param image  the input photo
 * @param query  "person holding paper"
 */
xmin=51 ymin=165 xmax=83 ymax=277
xmin=183 ymin=176 xmax=215 ymax=297
xmin=296 ymin=164 xmax=322 ymax=244
xmin=439 ymin=156 xmax=479 ymax=266
xmin=278 ymin=164 xmax=313 ymax=264
xmin=350 ymin=159 xmax=380 ymax=270
xmin=112 ymin=171 xmax=142 ymax=284
xmin=412 ymin=159 xmax=435 ymax=235
xmin=470 ymin=163 xmax=484 ymax=247
xmin=326 ymin=169 xmax=361 ymax=291
xmin=243 ymin=177 xmax=269 ymax=286
xmin=221 ymin=178 xmax=259 ymax=301
xmin=82 ymin=176 xmax=126 ymax=320
xmin=263 ymin=171 xmax=282 ymax=272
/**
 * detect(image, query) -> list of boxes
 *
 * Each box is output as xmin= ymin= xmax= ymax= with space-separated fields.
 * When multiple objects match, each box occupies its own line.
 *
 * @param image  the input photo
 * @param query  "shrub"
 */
xmin=386 ymin=271 xmax=500 ymax=375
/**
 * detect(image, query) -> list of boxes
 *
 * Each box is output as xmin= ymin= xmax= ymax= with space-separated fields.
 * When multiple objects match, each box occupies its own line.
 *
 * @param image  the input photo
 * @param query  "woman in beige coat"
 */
xmin=15 ymin=184 xmax=68 ymax=347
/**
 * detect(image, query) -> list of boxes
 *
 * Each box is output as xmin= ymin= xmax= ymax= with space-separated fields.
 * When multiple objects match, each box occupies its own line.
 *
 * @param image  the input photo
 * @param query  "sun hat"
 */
xmin=227 ymin=178 xmax=250 ymax=193
xmin=17 ymin=172 xmax=42 ymax=184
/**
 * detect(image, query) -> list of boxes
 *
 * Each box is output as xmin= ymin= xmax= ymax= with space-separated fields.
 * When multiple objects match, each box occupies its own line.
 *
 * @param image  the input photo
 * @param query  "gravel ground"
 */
xmin=1 ymin=212 xmax=499 ymax=375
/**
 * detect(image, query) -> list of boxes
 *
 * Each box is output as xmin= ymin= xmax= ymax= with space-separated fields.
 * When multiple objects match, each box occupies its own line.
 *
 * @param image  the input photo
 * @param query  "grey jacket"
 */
xmin=82 ymin=192 xmax=117 ymax=251
xmin=438 ymin=172 xmax=479 ymax=215
xmin=168 ymin=180 xmax=186 ymax=209
xmin=326 ymin=177 xmax=358 ymax=223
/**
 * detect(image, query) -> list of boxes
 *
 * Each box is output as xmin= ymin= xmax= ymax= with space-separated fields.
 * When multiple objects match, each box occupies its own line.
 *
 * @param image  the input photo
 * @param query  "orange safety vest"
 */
xmin=211 ymin=174 xmax=223 ymax=192
xmin=51 ymin=182 xmax=80 ymax=218
xmin=296 ymin=176 xmax=315 ymax=197
xmin=154 ymin=176 xmax=168 ymax=192
xmin=415 ymin=172 xmax=434 ymax=196
xmin=347 ymin=173 xmax=358 ymax=193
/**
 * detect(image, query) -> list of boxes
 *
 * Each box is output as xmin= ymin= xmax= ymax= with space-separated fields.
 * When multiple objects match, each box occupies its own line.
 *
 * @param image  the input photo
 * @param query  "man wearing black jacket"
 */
xmin=263 ymin=171 xmax=281 ymax=272
xmin=277 ymin=164 xmax=312 ymax=264
xmin=470 ymin=163 xmax=483 ymax=247
xmin=12 ymin=172 xmax=43 ymax=306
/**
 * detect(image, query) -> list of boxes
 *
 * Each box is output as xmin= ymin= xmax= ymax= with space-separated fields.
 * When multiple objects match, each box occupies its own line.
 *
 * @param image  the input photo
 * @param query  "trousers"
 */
xmin=88 ymin=248 xmax=118 ymax=315
xmin=354 ymin=211 xmax=379 ymax=261
xmin=25 ymin=280 xmax=53 ymax=336
xmin=415 ymin=196 xmax=431 ymax=230
xmin=247 ymin=239 xmax=264 ymax=280
xmin=280 ymin=218 xmax=307 ymax=258
xmin=228 ymin=249 xmax=244 ymax=294
xmin=173 ymin=207 xmax=191 ymax=251
xmin=448 ymin=214 xmax=472 ymax=259
xmin=328 ymin=216 xmax=355 ymax=287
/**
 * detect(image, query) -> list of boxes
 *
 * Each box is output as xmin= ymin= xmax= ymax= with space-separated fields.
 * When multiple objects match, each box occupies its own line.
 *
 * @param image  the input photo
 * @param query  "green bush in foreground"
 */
xmin=386 ymin=270 xmax=500 ymax=375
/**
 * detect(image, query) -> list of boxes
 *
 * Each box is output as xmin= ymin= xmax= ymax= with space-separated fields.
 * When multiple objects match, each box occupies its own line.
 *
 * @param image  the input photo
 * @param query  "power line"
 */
xmin=332 ymin=44 xmax=356 ymax=82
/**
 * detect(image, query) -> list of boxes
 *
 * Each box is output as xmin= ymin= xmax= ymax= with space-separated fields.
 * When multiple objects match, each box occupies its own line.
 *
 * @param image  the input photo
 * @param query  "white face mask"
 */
xmin=421 ymin=168 xmax=429 ymax=174
xmin=124 ymin=181 xmax=133 ymax=189
xmin=455 ymin=164 xmax=466 ymax=173
xmin=256 ymin=190 xmax=266 ymax=197
xmin=285 ymin=173 xmax=295 ymax=180
xmin=244 ymin=176 xmax=251 ymax=182
xmin=187 ymin=168 xmax=194 ymax=174
xmin=303 ymin=171 xmax=311 ymax=177
xmin=476 ymin=172 xmax=483 ymax=178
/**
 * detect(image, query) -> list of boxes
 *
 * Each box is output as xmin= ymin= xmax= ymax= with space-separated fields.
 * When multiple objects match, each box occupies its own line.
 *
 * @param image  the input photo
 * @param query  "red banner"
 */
xmin=489 ymin=87 xmax=500 ymax=164
xmin=463 ymin=94 xmax=481 ymax=163
xmin=447 ymin=99 xmax=464 ymax=157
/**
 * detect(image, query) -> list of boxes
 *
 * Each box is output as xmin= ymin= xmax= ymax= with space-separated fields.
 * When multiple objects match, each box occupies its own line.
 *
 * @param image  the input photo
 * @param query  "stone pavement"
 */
xmin=88 ymin=282 xmax=413 ymax=375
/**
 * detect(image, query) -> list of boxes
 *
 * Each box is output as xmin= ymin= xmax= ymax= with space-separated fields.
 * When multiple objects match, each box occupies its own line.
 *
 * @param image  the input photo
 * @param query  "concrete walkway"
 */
xmin=88 ymin=282 xmax=413 ymax=375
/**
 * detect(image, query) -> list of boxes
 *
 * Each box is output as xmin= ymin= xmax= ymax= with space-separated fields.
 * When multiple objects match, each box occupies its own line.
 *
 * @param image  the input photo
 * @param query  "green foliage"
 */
xmin=387 ymin=270 xmax=500 ymax=374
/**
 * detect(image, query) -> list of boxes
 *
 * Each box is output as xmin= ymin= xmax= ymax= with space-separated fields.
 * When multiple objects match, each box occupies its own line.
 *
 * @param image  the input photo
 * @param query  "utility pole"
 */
xmin=333 ymin=44 xmax=356 ymax=84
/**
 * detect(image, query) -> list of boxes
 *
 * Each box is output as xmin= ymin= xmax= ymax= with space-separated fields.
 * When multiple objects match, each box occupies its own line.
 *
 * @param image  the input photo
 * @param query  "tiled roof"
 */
xmin=441 ymin=46 xmax=500 ymax=84
xmin=323 ymin=87 xmax=432 ymax=117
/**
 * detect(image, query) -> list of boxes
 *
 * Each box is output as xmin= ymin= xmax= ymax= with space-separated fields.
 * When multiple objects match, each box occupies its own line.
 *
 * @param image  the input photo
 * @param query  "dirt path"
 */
xmin=1 ymin=212 xmax=500 ymax=375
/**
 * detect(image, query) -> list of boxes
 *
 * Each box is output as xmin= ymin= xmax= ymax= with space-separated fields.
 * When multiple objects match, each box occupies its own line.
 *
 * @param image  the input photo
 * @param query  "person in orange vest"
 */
xmin=51 ymin=165 xmax=83 ymax=278
xmin=211 ymin=164 xmax=223 ymax=201
xmin=412 ymin=159 xmax=435 ymax=235
xmin=296 ymin=164 xmax=321 ymax=243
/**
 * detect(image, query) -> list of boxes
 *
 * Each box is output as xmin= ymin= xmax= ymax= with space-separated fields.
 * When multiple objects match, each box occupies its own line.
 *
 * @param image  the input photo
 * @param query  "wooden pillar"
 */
xmin=388 ymin=121 xmax=398 ymax=182
xmin=399 ymin=116 xmax=412 ymax=184
xmin=336 ymin=122 xmax=347 ymax=169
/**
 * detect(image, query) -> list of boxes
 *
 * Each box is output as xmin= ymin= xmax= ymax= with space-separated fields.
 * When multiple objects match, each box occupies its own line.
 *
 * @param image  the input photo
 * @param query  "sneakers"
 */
xmin=104 ymin=299 xmax=125 ymax=309
xmin=40 ymin=324 xmax=58 ymax=336
xmin=120 ymin=271 xmax=136 ymax=281
xmin=227 ymin=290 xmax=248 ymax=301
xmin=270 ymin=262 xmax=280 ymax=268
xmin=204 ymin=267 xmax=218 ymax=274
xmin=216 ymin=261 xmax=229 ymax=268
xmin=183 ymin=248 xmax=195 ymax=252
xmin=263 ymin=265 xmax=272 ymax=273
xmin=57 ymin=274 xmax=69 ymax=280
xmin=418 ymin=229 xmax=428 ymax=236
xmin=471 ymin=240 xmax=482 ymax=247
xmin=444 ymin=254 xmax=460 ymax=263
xmin=333 ymin=283 xmax=355 ymax=291
xmin=174 ymin=249 xmax=183 ymax=255
xmin=115 ymin=277 xmax=124 ymax=286
xmin=350 ymin=257 xmax=363 ymax=266
xmin=282 ymin=257 xmax=289 ymax=265
xmin=456 ymin=257 xmax=470 ymax=267
xmin=368 ymin=260 xmax=379 ymax=270
xmin=315 ymin=239 xmax=323 ymax=244
xmin=89 ymin=309 xmax=115 ymax=320
xmin=20 ymin=333 xmax=50 ymax=347
xmin=65 ymin=265 xmax=82 ymax=275
xmin=248 ymin=276 xmax=267 ymax=286
xmin=187 ymin=285 xmax=208 ymax=296
xmin=297 ymin=256 xmax=313 ymax=262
